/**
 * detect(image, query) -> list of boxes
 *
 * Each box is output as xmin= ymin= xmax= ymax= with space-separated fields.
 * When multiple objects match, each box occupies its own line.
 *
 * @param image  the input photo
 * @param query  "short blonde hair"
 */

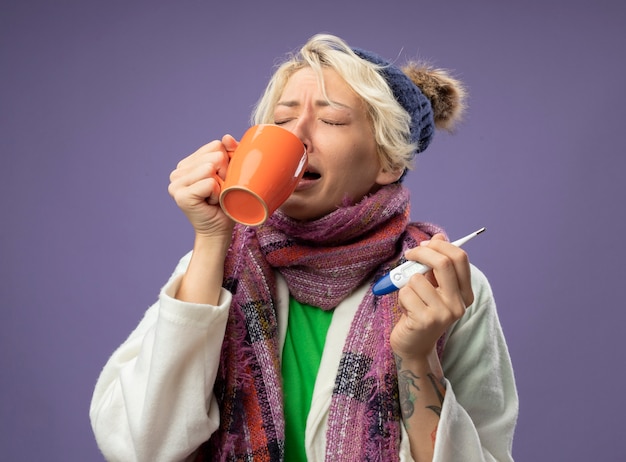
xmin=252 ymin=34 xmax=415 ymax=174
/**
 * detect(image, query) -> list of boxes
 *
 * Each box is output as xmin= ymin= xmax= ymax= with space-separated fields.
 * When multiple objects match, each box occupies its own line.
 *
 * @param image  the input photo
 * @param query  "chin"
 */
xmin=278 ymin=201 xmax=319 ymax=222
xmin=279 ymin=208 xmax=315 ymax=222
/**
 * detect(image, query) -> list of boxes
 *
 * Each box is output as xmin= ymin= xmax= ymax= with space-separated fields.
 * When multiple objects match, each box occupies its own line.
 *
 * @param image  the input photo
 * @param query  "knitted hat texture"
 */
xmin=352 ymin=48 xmax=435 ymax=155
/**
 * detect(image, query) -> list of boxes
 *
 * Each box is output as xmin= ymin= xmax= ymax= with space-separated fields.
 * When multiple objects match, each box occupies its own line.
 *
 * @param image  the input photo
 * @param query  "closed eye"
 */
xmin=274 ymin=119 xmax=292 ymax=126
xmin=322 ymin=120 xmax=345 ymax=126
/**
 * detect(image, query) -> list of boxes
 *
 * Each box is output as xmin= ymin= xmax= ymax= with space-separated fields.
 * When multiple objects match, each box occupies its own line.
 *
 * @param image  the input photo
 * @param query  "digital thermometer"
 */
xmin=372 ymin=227 xmax=486 ymax=296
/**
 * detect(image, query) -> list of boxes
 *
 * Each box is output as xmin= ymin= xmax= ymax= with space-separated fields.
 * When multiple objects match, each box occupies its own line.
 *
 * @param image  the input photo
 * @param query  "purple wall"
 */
xmin=2 ymin=1 xmax=625 ymax=460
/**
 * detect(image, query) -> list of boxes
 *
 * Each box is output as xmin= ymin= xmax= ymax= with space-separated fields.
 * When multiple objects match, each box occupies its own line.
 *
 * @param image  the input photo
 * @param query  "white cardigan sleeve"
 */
xmin=433 ymin=265 xmax=519 ymax=461
xmin=89 ymin=252 xmax=232 ymax=462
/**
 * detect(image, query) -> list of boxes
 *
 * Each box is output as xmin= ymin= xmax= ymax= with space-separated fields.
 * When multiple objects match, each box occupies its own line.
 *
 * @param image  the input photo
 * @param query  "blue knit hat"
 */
xmin=352 ymin=48 xmax=435 ymax=155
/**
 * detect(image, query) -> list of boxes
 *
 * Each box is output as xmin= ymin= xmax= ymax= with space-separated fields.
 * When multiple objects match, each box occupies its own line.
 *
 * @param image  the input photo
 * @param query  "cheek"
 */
xmin=345 ymin=151 xmax=382 ymax=180
xmin=329 ymin=160 xmax=382 ymax=201
xmin=333 ymin=139 xmax=378 ymax=170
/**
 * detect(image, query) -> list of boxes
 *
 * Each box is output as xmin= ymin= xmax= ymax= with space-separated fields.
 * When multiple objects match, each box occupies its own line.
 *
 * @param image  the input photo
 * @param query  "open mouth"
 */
xmin=296 ymin=168 xmax=321 ymax=191
xmin=302 ymin=170 xmax=321 ymax=180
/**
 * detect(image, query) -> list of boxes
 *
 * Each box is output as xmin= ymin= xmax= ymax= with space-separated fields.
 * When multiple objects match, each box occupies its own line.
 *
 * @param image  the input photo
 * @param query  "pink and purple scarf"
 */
xmin=198 ymin=184 xmax=444 ymax=461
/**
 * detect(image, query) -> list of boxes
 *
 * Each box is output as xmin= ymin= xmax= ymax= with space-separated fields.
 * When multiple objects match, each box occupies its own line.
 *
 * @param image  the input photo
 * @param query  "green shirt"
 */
xmin=281 ymin=297 xmax=334 ymax=462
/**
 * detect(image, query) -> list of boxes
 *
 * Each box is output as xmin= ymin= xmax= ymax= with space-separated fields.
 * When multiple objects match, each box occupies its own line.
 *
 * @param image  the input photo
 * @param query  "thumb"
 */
xmin=221 ymin=134 xmax=239 ymax=154
xmin=420 ymin=232 xmax=448 ymax=246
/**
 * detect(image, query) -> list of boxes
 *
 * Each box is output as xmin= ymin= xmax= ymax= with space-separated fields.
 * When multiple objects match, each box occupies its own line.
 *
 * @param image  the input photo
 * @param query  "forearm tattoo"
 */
xmin=425 ymin=372 xmax=445 ymax=417
xmin=395 ymin=354 xmax=446 ymax=421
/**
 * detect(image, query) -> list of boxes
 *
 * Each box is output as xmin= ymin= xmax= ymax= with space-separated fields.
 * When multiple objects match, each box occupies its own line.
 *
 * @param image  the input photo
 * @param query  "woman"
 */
xmin=90 ymin=34 xmax=518 ymax=461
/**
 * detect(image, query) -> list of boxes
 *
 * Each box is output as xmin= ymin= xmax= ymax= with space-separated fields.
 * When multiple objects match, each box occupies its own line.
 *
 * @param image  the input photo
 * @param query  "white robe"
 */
xmin=90 ymin=252 xmax=518 ymax=461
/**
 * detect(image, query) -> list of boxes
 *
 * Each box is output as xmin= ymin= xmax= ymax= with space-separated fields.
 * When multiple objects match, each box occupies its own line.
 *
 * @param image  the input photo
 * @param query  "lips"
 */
xmin=296 ymin=167 xmax=321 ymax=190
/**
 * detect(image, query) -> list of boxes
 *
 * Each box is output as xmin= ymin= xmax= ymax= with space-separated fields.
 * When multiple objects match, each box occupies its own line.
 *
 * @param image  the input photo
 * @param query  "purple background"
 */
xmin=2 ymin=1 xmax=625 ymax=460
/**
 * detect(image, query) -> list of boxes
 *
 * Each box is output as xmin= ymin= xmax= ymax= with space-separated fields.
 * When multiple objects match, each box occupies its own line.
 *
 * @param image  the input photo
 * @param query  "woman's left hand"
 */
xmin=390 ymin=233 xmax=474 ymax=362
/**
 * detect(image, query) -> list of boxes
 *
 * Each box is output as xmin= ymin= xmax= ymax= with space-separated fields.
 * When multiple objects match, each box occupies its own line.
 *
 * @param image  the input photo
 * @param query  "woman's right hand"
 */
xmin=168 ymin=135 xmax=239 ymax=239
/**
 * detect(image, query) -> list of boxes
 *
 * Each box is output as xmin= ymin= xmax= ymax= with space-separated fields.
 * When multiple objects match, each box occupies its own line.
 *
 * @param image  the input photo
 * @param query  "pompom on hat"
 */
xmin=353 ymin=48 xmax=435 ymax=154
xmin=353 ymin=47 xmax=466 ymax=157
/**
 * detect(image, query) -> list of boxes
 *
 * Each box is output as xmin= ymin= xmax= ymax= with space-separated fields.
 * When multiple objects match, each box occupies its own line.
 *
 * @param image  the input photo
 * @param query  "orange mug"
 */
xmin=216 ymin=124 xmax=307 ymax=226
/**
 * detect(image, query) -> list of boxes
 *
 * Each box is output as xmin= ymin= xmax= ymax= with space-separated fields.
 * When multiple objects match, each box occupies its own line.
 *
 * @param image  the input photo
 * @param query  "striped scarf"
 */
xmin=199 ymin=184 xmax=444 ymax=461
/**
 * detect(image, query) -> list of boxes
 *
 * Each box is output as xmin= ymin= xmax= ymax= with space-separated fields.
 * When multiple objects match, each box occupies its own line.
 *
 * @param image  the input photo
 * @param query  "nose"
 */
xmin=289 ymin=118 xmax=312 ymax=154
